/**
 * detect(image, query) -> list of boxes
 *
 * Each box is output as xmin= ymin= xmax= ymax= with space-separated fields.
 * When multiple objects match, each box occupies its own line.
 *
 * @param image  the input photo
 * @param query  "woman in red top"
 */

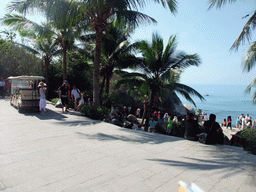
xmin=227 ymin=116 xmax=232 ymax=130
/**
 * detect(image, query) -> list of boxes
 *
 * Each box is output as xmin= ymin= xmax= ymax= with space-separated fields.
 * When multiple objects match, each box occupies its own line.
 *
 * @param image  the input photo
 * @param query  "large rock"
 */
xmin=183 ymin=104 xmax=195 ymax=115
xmin=159 ymin=92 xmax=187 ymax=116
xmin=127 ymin=114 xmax=137 ymax=123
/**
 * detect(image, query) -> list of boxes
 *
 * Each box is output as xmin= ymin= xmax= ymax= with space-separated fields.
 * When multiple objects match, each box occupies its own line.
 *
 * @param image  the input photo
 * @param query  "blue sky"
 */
xmin=1 ymin=0 xmax=256 ymax=86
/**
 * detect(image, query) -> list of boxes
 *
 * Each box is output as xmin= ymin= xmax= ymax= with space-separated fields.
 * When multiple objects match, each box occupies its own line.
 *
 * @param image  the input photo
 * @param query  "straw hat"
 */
xmin=38 ymin=82 xmax=46 ymax=87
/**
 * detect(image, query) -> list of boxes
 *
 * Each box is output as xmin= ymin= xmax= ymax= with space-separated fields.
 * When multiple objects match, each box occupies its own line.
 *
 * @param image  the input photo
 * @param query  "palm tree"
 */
xmin=17 ymin=36 xmax=60 ymax=97
xmin=100 ymin=20 xmax=139 ymax=97
xmin=116 ymin=32 xmax=204 ymax=130
xmin=3 ymin=0 xmax=84 ymax=81
xmin=5 ymin=0 xmax=178 ymax=105
xmin=82 ymin=0 xmax=178 ymax=106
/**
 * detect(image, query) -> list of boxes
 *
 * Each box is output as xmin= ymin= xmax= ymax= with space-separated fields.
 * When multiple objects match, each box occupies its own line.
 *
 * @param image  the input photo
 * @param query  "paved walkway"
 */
xmin=0 ymin=99 xmax=256 ymax=192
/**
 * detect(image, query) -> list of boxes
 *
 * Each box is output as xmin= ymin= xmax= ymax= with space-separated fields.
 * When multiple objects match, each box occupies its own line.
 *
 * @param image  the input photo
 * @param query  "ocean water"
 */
xmin=178 ymin=84 xmax=256 ymax=125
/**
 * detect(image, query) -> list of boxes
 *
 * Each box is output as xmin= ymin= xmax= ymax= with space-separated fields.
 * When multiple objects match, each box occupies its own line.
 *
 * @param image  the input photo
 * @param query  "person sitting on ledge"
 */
xmin=184 ymin=113 xmax=201 ymax=141
xmin=202 ymin=114 xmax=224 ymax=145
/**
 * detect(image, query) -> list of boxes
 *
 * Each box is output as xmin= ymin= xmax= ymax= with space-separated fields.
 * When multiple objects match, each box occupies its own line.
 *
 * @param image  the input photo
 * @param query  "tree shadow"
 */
xmin=56 ymin=119 xmax=102 ymax=127
xmin=75 ymin=128 xmax=184 ymax=144
xmin=21 ymin=108 xmax=68 ymax=121
xmin=147 ymin=145 xmax=256 ymax=178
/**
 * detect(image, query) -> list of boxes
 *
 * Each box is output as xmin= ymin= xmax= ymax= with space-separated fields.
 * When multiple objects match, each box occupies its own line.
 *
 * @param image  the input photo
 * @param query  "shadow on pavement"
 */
xmin=75 ymin=127 xmax=184 ymax=145
xmin=21 ymin=108 xmax=68 ymax=120
xmin=55 ymin=119 xmax=102 ymax=127
xmin=147 ymin=145 xmax=256 ymax=178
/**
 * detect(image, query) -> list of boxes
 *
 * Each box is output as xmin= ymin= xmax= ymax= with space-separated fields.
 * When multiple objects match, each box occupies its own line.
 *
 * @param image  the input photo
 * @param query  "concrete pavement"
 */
xmin=0 ymin=99 xmax=256 ymax=192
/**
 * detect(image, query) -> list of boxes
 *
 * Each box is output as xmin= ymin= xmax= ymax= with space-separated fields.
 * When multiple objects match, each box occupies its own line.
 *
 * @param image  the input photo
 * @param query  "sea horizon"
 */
xmin=177 ymin=84 xmax=256 ymax=125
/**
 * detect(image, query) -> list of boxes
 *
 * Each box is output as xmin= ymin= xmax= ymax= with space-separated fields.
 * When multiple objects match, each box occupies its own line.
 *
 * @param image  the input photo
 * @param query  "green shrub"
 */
xmin=171 ymin=121 xmax=185 ymax=137
xmin=240 ymin=128 xmax=256 ymax=155
xmin=51 ymin=98 xmax=74 ymax=109
xmin=51 ymin=98 xmax=59 ymax=105
xmin=81 ymin=105 xmax=110 ymax=120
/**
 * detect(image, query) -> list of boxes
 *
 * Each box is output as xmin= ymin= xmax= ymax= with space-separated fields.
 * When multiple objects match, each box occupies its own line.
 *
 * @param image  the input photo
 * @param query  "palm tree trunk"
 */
xmin=63 ymin=46 xmax=67 ymax=81
xmin=99 ymin=74 xmax=106 ymax=104
xmin=45 ymin=58 xmax=50 ymax=99
xmin=93 ymin=29 xmax=103 ymax=106
xmin=106 ymin=76 xmax=110 ymax=94
xmin=145 ymin=90 xmax=155 ymax=132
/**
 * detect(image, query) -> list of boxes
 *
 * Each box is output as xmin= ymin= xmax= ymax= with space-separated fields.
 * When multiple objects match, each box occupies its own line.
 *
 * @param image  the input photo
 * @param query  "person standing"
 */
xmin=71 ymin=85 xmax=81 ymax=111
xmin=227 ymin=116 xmax=232 ymax=130
xmin=149 ymin=117 xmax=156 ymax=133
xmin=59 ymin=80 xmax=70 ymax=113
xmin=38 ymin=82 xmax=47 ymax=115
xmin=236 ymin=117 xmax=240 ymax=129
xmin=136 ymin=108 xmax=141 ymax=118
xmin=241 ymin=115 xmax=246 ymax=130
xmin=5 ymin=79 xmax=11 ymax=96
xmin=0 ymin=78 xmax=6 ymax=98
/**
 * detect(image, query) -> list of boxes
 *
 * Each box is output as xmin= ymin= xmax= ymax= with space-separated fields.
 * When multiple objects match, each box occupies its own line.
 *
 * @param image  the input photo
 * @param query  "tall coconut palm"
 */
xmin=83 ymin=0 xmax=178 ymax=106
xmin=100 ymin=20 xmax=140 ymax=97
xmin=116 ymin=32 xmax=204 ymax=130
xmin=5 ymin=0 xmax=178 ymax=105
xmin=3 ymin=0 xmax=84 ymax=81
xmin=17 ymin=36 xmax=60 ymax=97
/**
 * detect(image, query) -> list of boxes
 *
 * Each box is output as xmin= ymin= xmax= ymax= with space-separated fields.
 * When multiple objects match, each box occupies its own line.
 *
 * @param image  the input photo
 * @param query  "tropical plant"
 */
xmin=82 ymin=0 xmax=178 ymax=106
xmin=100 ymin=19 xmax=139 ymax=98
xmin=116 ymin=32 xmax=204 ymax=130
xmin=2 ymin=0 xmax=84 ymax=81
xmin=0 ymin=39 xmax=42 ymax=77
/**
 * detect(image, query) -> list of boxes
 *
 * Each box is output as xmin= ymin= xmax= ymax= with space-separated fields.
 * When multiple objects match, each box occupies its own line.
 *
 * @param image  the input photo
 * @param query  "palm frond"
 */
xmin=170 ymin=53 xmax=201 ymax=69
xmin=245 ymin=78 xmax=256 ymax=94
xmin=242 ymin=41 xmax=256 ymax=72
xmin=114 ymin=77 xmax=144 ymax=89
xmin=230 ymin=11 xmax=256 ymax=50
xmin=116 ymin=10 xmax=156 ymax=29
xmin=165 ymin=82 xmax=205 ymax=106
xmin=15 ymin=42 xmax=39 ymax=54
xmin=152 ymin=0 xmax=178 ymax=14
xmin=207 ymin=0 xmax=237 ymax=10
xmin=252 ymin=90 xmax=256 ymax=104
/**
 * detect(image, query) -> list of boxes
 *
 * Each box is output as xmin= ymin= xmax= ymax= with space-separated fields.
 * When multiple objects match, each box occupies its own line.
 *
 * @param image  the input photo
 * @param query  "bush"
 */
xmin=171 ymin=121 xmax=185 ymax=137
xmin=240 ymin=128 xmax=256 ymax=155
xmin=81 ymin=105 xmax=110 ymax=120
xmin=51 ymin=98 xmax=74 ymax=109
xmin=51 ymin=98 xmax=59 ymax=105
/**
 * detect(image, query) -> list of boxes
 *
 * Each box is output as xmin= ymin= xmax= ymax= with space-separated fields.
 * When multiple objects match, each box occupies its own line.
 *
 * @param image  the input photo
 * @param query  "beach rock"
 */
xmin=183 ymin=104 xmax=195 ymax=114
xmin=127 ymin=114 xmax=137 ymax=123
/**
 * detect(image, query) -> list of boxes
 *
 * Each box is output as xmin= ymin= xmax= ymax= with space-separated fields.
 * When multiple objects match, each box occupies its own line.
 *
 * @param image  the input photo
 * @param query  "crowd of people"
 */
xmin=4 ymin=78 xmax=255 ymax=145
xmin=57 ymin=80 xmax=92 ymax=113
xmin=220 ymin=114 xmax=256 ymax=130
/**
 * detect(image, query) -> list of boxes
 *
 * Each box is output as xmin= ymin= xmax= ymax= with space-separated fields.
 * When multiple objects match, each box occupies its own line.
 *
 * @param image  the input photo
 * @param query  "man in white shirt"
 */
xmin=71 ymin=85 xmax=81 ymax=111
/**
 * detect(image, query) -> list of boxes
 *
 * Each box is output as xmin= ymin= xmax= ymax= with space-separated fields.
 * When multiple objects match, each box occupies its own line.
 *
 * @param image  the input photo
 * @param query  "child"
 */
xmin=221 ymin=119 xmax=227 ymax=127
xmin=149 ymin=117 xmax=156 ymax=133
xmin=77 ymin=94 xmax=84 ymax=112
xmin=227 ymin=116 xmax=232 ymax=130
xmin=236 ymin=117 xmax=240 ymax=128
